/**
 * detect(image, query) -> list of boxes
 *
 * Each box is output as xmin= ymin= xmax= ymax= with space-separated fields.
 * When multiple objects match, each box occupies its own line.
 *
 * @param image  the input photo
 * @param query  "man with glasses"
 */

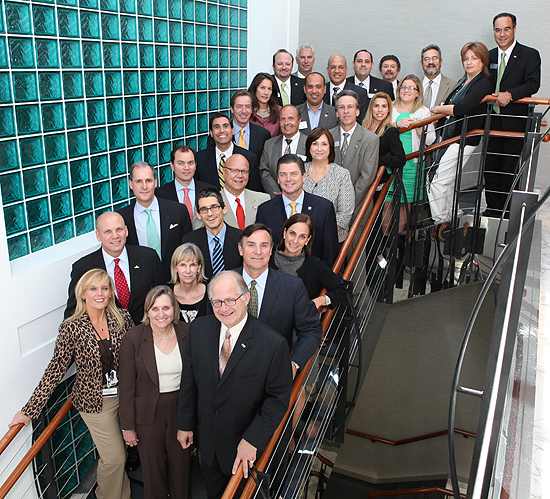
xmin=420 ymin=44 xmax=456 ymax=109
xmin=182 ymin=187 xmax=242 ymax=279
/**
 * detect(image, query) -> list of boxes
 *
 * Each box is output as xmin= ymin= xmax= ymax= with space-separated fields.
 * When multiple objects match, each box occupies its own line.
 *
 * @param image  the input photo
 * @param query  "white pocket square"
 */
xmin=170 ymin=223 xmax=178 ymax=229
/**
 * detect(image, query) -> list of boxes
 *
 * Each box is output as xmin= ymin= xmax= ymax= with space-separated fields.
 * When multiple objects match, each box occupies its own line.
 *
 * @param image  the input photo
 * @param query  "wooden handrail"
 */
xmin=346 ymin=428 xmax=475 ymax=446
xmin=0 ymin=399 xmax=73 ymax=499
xmin=0 ymin=425 xmax=24 ymax=459
xmin=369 ymin=486 xmax=466 ymax=498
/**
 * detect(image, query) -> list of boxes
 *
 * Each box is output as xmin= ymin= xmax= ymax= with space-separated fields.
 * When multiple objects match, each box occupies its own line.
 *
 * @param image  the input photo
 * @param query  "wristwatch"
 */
xmin=324 ymin=295 xmax=331 ymax=307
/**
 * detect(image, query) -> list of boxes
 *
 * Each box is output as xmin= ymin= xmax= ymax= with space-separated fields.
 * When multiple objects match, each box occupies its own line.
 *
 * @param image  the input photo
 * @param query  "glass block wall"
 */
xmin=0 ymin=0 xmax=248 ymax=260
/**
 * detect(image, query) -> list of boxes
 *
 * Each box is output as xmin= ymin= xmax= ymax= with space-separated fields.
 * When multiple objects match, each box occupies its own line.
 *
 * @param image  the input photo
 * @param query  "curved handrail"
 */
xmin=346 ymin=428 xmax=475 ymax=446
xmin=0 ymin=425 xmax=24 ymax=459
xmin=369 ymin=487 xmax=466 ymax=498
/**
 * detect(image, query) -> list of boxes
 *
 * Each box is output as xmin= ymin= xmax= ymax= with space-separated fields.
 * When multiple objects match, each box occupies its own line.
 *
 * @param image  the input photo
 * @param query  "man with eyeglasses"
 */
xmin=177 ymin=270 xmax=292 ymax=499
xmin=420 ymin=44 xmax=456 ymax=109
xmin=182 ymin=187 xmax=242 ymax=279
xmin=220 ymin=154 xmax=270 ymax=230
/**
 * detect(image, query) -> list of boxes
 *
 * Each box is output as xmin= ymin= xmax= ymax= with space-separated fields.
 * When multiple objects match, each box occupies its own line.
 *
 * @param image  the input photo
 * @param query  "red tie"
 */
xmin=235 ymin=198 xmax=245 ymax=230
xmin=183 ymin=187 xmax=193 ymax=221
xmin=114 ymin=258 xmax=130 ymax=309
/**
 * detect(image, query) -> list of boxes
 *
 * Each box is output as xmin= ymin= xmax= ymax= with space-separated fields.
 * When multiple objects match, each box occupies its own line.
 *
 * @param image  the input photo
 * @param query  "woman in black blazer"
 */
xmin=119 ymin=286 xmax=190 ymax=499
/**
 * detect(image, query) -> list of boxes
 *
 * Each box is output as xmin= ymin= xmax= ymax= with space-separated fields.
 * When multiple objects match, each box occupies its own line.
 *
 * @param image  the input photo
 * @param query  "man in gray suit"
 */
xmin=296 ymin=72 xmax=338 ymax=135
xmin=421 ymin=44 xmax=456 ymax=108
xmin=221 ymin=154 xmax=270 ymax=230
xmin=330 ymin=90 xmax=379 ymax=211
xmin=259 ymin=105 xmax=307 ymax=197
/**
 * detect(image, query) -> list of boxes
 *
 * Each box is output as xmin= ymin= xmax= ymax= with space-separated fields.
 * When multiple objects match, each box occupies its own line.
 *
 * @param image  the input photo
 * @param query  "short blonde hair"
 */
xmin=170 ymin=243 xmax=206 ymax=284
xmin=142 ymin=285 xmax=180 ymax=325
xmin=394 ymin=74 xmax=424 ymax=114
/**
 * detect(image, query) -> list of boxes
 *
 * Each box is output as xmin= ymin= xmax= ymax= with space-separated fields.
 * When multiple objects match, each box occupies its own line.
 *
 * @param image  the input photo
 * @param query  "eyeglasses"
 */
xmin=422 ymin=56 xmax=440 ymax=63
xmin=223 ymin=167 xmax=250 ymax=176
xmin=198 ymin=204 xmax=222 ymax=214
xmin=401 ymin=85 xmax=419 ymax=92
xmin=211 ymin=294 xmax=243 ymax=308
xmin=494 ymin=27 xmax=513 ymax=34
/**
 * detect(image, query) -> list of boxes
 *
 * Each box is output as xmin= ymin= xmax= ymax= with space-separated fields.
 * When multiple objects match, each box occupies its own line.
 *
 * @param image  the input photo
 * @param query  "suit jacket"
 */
xmin=195 ymin=145 xmax=262 ymax=192
xmin=177 ymin=314 xmax=292 ymax=475
xmin=221 ymin=189 xmax=270 ymax=230
xmin=155 ymin=179 xmax=215 ymax=204
xmin=329 ymin=124 xmax=380 ymax=209
xmin=64 ymin=245 xmax=166 ymax=325
xmin=117 ymin=197 xmax=192 ymax=280
xmin=346 ymin=75 xmax=394 ymax=100
xmin=181 ymin=224 xmax=242 ymax=279
xmin=434 ymin=74 xmax=457 ymax=107
xmin=324 ymin=81 xmax=370 ymax=124
xmin=255 ymin=191 xmax=338 ymax=267
xmin=119 ymin=322 xmax=188 ymax=427
xmin=275 ymin=74 xmax=306 ymax=106
xmin=259 ymin=134 xmax=308 ymax=196
xmin=296 ymin=102 xmax=339 ymax=136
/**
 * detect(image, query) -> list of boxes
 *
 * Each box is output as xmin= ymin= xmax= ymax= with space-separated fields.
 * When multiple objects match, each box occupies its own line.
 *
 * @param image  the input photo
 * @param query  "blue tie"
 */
xmin=212 ymin=236 xmax=224 ymax=275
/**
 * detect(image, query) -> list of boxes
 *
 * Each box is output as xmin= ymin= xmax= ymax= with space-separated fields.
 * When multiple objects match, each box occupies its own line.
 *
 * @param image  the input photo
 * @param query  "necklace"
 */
xmin=152 ymin=327 xmax=174 ymax=341
xmin=91 ymin=319 xmax=105 ymax=332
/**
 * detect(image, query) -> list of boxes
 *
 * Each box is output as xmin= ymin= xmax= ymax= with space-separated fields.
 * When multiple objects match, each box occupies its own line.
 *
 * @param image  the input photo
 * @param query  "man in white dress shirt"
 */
xmin=420 ymin=44 xmax=456 ymax=109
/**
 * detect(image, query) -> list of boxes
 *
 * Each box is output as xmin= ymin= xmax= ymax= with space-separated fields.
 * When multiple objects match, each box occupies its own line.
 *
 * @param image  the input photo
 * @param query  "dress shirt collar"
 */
xmin=134 ymin=195 xmax=159 ymax=216
xmin=102 ymin=246 xmax=129 ymax=268
xmin=175 ymin=177 xmax=195 ymax=193
xmin=233 ymin=121 xmax=250 ymax=145
xmin=329 ymin=81 xmax=345 ymax=96
xmin=242 ymin=267 xmax=269 ymax=312
xmin=306 ymin=101 xmax=324 ymax=115
xmin=282 ymin=190 xmax=305 ymax=213
xmin=275 ymin=75 xmax=291 ymax=92
xmin=499 ymin=40 xmax=517 ymax=65
xmin=207 ymin=222 xmax=227 ymax=246
xmin=423 ymin=73 xmax=442 ymax=87
xmin=216 ymin=143 xmax=234 ymax=165
xmin=219 ymin=312 xmax=248 ymax=354
xmin=281 ymin=131 xmax=301 ymax=155
xmin=340 ymin=122 xmax=357 ymax=138
xmin=223 ymin=187 xmax=246 ymax=214
xmin=354 ymin=75 xmax=370 ymax=89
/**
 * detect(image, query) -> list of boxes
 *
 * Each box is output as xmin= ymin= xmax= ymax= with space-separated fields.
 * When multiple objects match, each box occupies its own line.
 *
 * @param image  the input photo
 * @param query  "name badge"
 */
xmin=490 ymin=63 xmax=498 ymax=70
xmin=334 ymin=141 xmax=340 ymax=147
xmin=103 ymin=387 xmax=118 ymax=397
xmin=299 ymin=121 xmax=308 ymax=130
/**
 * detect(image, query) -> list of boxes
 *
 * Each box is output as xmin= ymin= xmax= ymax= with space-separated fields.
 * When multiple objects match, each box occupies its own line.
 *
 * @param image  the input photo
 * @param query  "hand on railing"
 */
xmin=8 ymin=411 xmax=30 ymax=429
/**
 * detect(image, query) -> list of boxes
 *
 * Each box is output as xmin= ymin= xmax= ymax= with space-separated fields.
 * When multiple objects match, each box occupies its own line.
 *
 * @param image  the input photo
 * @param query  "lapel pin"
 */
xmin=241 ymin=343 xmax=246 ymax=348
xmin=134 ymin=265 xmax=139 ymax=269
xmin=308 ymin=206 xmax=312 ymax=210
xmin=170 ymin=223 xmax=178 ymax=229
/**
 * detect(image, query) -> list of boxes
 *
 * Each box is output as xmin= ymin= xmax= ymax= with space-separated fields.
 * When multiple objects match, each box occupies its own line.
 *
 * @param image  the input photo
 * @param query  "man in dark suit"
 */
xmin=296 ymin=72 xmax=339 ymax=135
xmin=293 ymin=44 xmax=315 ymax=79
xmin=195 ymin=113 xmax=262 ymax=192
xmin=117 ymin=162 xmax=192 ymax=280
xmin=272 ymin=49 xmax=306 ymax=106
xmin=155 ymin=145 xmax=214 ymax=228
xmin=182 ymin=187 xmax=242 ymax=279
xmin=64 ymin=211 xmax=166 ymax=325
xmin=379 ymin=55 xmax=401 ymax=98
xmin=347 ymin=49 xmax=394 ymax=100
xmin=177 ymin=271 xmax=292 ymax=499
xmin=485 ymin=12 xmax=541 ymax=215
xmin=256 ymin=154 xmax=338 ymax=267
xmin=324 ymin=54 xmax=369 ymax=124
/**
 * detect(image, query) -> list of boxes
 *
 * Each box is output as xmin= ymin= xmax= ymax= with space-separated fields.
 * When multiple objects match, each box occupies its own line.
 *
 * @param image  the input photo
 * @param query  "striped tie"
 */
xmin=212 ymin=236 xmax=224 ymax=275
xmin=218 ymin=153 xmax=226 ymax=187
xmin=493 ymin=52 xmax=507 ymax=114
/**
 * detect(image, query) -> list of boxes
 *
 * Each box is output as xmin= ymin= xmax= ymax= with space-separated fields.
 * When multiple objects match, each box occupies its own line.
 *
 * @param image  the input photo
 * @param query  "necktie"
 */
xmin=281 ymin=82 xmax=290 ymax=106
xmin=144 ymin=208 xmax=161 ymax=258
xmin=114 ymin=258 xmax=130 ymax=309
xmin=212 ymin=236 xmax=224 ymax=275
xmin=284 ymin=138 xmax=292 ymax=155
xmin=218 ymin=153 xmax=226 ymax=187
xmin=358 ymin=82 xmax=364 ymax=88
xmin=182 ymin=187 xmax=193 ymax=221
xmin=238 ymin=128 xmax=247 ymax=148
xmin=289 ymin=201 xmax=298 ymax=216
xmin=424 ymin=80 xmax=433 ymax=107
xmin=493 ymin=52 xmax=507 ymax=114
xmin=219 ymin=329 xmax=231 ymax=377
xmin=235 ymin=198 xmax=245 ymax=230
xmin=248 ymin=280 xmax=258 ymax=317
xmin=332 ymin=86 xmax=340 ymax=106
xmin=340 ymin=132 xmax=350 ymax=163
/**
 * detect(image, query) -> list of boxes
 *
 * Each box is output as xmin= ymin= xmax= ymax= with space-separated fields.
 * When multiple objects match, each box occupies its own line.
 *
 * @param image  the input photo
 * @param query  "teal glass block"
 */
xmin=172 ymin=116 xmax=183 ymax=137
xmin=122 ymin=43 xmax=138 ymax=67
xmin=75 ymin=212 xmax=94 ymax=235
xmin=80 ymin=0 xmax=98 ymax=8
xmin=157 ymin=94 xmax=169 ymax=116
xmin=171 ymin=70 xmax=183 ymax=91
xmin=80 ymin=11 xmax=100 ymax=38
xmin=182 ymin=0 xmax=193 ymax=21
xmin=239 ymin=50 xmax=246 ymax=68
xmin=220 ymin=90 xmax=229 ymax=108
xmin=240 ymin=0 xmax=247 ymax=6
xmin=108 ymin=124 xmax=124 ymax=149
xmin=60 ymin=41 xmax=82 ymax=67
xmin=30 ymin=226 xmax=53 ymax=252
xmin=208 ymin=91 xmax=217 ymax=111
xmin=141 ymin=96 xmax=155 ymax=118
xmin=106 ymin=98 xmax=123 ymax=122
xmin=207 ymin=4 xmax=218 ymax=24
xmin=58 ymin=0 xmax=78 ymax=6
xmin=53 ymin=220 xmax=74 ymax=243
xmin=230 ymin=8 xmax=238 ymax=27
xmin=0 ymin=172 xmax=23 ymax=202
xmin=184 ymin=70 xmax=195 ymax=90
xmin=120 ymin=16 xmax=137 ymax=41
xmin=126 ymin=123 xmax=141 ymax=146
xmin=171 ymin=93 xmax=183 ymax=114
xmin=33 ymin=6 xmax=56 ymax=36
xmin=47 ymin=163 xmax=70 ymax=192
xmin=109 ymin=151 xmax=126 ymax=175
xmin=170 ymin=46 xmax=182 ymax=68
xmin=39 ymin=73 xmax=62 ymax=100
xmin=137 ymin=0 xmax=152 ymax=15
xmin=153 ymin=0 xmax=167 ymax=17
xmin=124 ymin=97 xmax=140 ymax=120
xmin=185 ymin=136 xmax=196 ymax=150
xmin=72 ymin=185 xmax=92 ymax=214
xmin=184 ymin=93 xmax=195 ymax=113
xmin=229 ymin=29 xmax=238 ymax=48
xmin=44 ymin=133 xmax=67 ymax=161
xmin=197 ymin=134 xmax=207 ymax=150
xmin=197 ymin=91 xmax=207 ymax=112
xmin=239 ymin=9 xmax=247 ymax=28
xmin=89 ymin=127 xmax=107 ymax=153
xmin=50 ymin=192 xmax=72 ymax=221
xmin=23 ymin=168 xmax=47 ymax=198
xmin=219 ymin=70 xmax=228 ymax=89
xmin=65 ymin=101 xmax=86 ymax=128
xmin=239 ymin=70 xmax=246 ymax=87
xmin=195 ymin=2 xmax=206 ymax=23
xmin=67 ymin=130 xmax=88 ymax=157
xmin=156 ymin=71 xmax=169 ymax=92
xmin=196 ymin=47 xmax=206 ymax=68
xmin=196 ymin=70 xmax=207 ymax=90
xmin=70 ymin=158 xmax=90 ymax=186
xmin=143 ymin=144 xmax=157 ymax=166
xmin=158 ymin=142 xmax=171 ymax=163
xmin=93 ymin=181 xmax=111 ymax=207
xmin=26 ymin=197 xmax=50 ymax=228
xmin=42 ymin=103 xmax=65 ymax=131
xmin=208 ymin=48 xmax=217 ymax=68
xmin=119 ymin=0 xmax=136 ymax=14
xmin=156 ymin=46 xmax=168 ymax=67
xmin=219 ymin=27 xmax=228 ymax=47
xmin=229 ymin=70 xmax=237 ymax=87
xmin=111 ymin=176 xmax=127 ymax=201
xmin=87 ymin=100 xmax=105 ymax=126
xmin=157 ymin=118 xmax=170 ymax=140
xmin=208 ymin=26 xmax=218 ymax=46
xmin=36 ymin=39 xmax=59 ymax=68
xmin=101 ymin=14 xmax=119 ymax=40
xmin=0 ymin=39 xmax=7 ymax=68
xmin=142 ymin=120 xmax=156 ymax=143
xmin=229 ymin=49 xmax=238 ymax=68
xmin=0 ymin=74 xmax=11 ymax=103
xmin=63 ymin=72 xmax=84 ymax=98
xmin=219 ymin=6 xmax=228 ymax=26
xmin=239 ymin=29 xmax=246 ymax=48
xmin=230 ymin=0 xmax=238 ymax=6
xmin=140 ymin=70 xmax=155 ymax=93
xmin=126 ymin=146 xmax=141 ymax=165
xmin=169 ymin=21 xmax=181 ymax=43
xmin=4 ymin=203 xmax=26 ymax=235
xmin=7 ymin=233 xmax=29 ymax=259
xmin=103 ymin=42 xmax=121 ymax=68
xmin=5 ymin=3 xmax=31 ymax=34
xmin=100 ymin=0 xmax=118 ymax=12
xmin=182 ymin=23 xmax=193 ymax=45
xmin=123 ymin=71 xmax=139 ymax=94
xmin=0 ymin=107 xmax=15 ymax=137
xmin=183 ymin=47 xmax=194 ymax=68
xmin=0 ymin=5 xmax=3 ymax=32
xmin=219 ymin=48 xmax=228 ymax=68
xmin=8 ymin=37 xmax=34 ymax=67
xmin=105 ymin=71 xmax=122 ymax=95
xmin=196 ymin=24 xmax=206 ymax=45
xmin=139 ymin=45 xmax=154 ymax=68
xmin=197 ymin=113 xmax=208 ymax=133
xmin=168 ymin=0 xmax=181 ymax=19
xmin=154 ymin=19 xmax=168 ymax=42
xmin=184 ymin=115 xmax=196 ymax=135
xmin=138 ymin=18 xmax=152 ymax=42
xmin=158 ymin=164 xmax=170 ymax=184
xmin=20 ymin=137 xmax=44 ymax=167
xmin=0 ymin=140 xmax=19 ymax=170
xmin=85 ymin=71 xmax=104 ymax=96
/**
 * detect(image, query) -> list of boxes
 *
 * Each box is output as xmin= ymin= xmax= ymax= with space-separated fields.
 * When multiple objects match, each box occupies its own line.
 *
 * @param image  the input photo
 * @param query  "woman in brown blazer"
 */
xmin=118 ymin=285 xmax=190 ymax=499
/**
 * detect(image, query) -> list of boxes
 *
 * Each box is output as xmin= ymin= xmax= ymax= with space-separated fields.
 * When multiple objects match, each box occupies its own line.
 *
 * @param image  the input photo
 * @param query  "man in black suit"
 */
xmin=296 ymin=72 xmax=339 ymax=135
xmin=177 ymin=271 xmax=292 ymax=499
xmin=485 ymin=12 xmax=541 ymax=215
xmin=64 ymin=211 xmax=166 ymax=325
xmin=379 ymin=55 xmax=401 ymax=98
xmin=324 ymin=54 xmax=369 ymax=124
xmin=256 ymin=154 xmax=338 ymax=267
xmin=347 ymin=49 xmax=394 ymax=100
xmin=272 ymin=49 xmax=306 ymax=106
xmin=155 ymin=145 xmax=214 ymax=228
xmin=195 ymin=113 xmax=262 ymax=192
xmin=182 ymin=187 xmax=242 ymax=279
xmin=117 ymin=162 xmax=192 ymax=280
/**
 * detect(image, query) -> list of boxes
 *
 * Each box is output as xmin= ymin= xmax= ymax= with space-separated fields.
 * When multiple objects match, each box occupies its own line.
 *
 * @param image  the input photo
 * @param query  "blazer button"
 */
xmin=215 ymin=411 xmax=218 ymax=416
